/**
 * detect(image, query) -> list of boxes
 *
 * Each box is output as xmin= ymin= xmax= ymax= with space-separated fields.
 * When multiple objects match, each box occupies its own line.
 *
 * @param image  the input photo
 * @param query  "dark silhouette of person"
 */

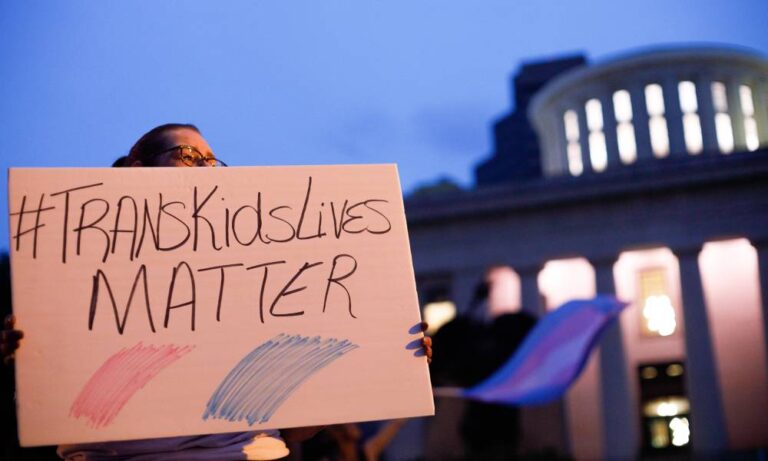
xmin=430 ymin=279 xmax=536 ymax=460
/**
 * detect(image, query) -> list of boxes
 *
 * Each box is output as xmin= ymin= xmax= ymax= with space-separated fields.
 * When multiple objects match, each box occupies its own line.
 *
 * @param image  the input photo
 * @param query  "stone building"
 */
xmin=407 ymin=46 xmax=768 ymax=460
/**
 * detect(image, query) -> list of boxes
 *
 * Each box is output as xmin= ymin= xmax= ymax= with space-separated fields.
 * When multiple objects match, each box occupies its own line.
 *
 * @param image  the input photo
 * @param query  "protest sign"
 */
xmin=7 ymin=165 xmax=433 ymax=446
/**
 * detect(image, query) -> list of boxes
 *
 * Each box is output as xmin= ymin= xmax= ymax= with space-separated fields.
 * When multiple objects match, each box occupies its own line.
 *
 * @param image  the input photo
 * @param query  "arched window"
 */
xmin=585 ymin=98 xmax=607 ymax=172
xmin=613 ymin=89 xmax=637 ymax=164
xmin=678 ymin=81 xmax=703 ymax=154
xmin=711 ymin=82 xmax=734 ymax=153
xmin=563 ymin=110 xmax=583 ymax=176
xmin=740 ymin=84 xmax=760 ymax=151
xmin=645 ymin=84 xmax=670 ymax=157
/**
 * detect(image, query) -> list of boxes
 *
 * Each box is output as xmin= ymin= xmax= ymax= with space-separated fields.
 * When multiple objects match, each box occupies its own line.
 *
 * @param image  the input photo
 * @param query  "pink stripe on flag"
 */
xmin=70 ymin=342 xmax=194 ymax=428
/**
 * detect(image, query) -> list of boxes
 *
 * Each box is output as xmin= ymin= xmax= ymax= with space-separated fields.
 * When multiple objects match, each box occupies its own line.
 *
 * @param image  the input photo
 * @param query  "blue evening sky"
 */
xmin=1 ymin=0 xmax=767 ymax=251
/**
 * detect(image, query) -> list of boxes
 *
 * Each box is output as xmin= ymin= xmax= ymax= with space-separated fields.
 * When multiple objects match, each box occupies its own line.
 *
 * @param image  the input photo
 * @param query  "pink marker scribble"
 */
xmin=70 ymin=342 xmax=194 ymax=428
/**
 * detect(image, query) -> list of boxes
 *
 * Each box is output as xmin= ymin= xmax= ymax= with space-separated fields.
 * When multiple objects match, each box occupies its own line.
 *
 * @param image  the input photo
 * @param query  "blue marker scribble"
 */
xmin=203 ymin=333 xmax=359 ymax=425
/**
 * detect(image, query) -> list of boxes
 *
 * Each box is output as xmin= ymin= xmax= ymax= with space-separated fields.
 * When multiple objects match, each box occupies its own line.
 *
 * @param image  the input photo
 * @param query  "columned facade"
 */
xmin=409 ymin=46 xmax=768 ymax=460
xmin=408 ymin=145 xmax=768 ymax=458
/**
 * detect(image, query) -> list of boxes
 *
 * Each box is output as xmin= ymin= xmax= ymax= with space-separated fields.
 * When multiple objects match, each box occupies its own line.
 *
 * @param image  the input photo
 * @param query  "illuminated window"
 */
xmin=711 ymin=82 xmax=734 ymax=153
xmin=641 ymin=366 xmax=658 ymax=380
xmin=586 ymin=98 xmax=607 ymax=172
xmin=613 ymin=89 xmax=637 ymax=164
xmin=563 ymin=110 xmax=583 ymax=176
xmin=638 ymin=362 xmax=690 ymax=451
xmin=740 ymin=85 xmax=760 ymax=151
xmin=645 ymin=84 xmax=670 ymax=157
xmin=639 ymin=268 xmax=676 ymax=337
xmin=678 ymin=81 xmax=703 ymax=154
xmin=666 ymin=363 xmax=684 ymax=377
xmin=423 ymin=301 xmax=456 ymax=334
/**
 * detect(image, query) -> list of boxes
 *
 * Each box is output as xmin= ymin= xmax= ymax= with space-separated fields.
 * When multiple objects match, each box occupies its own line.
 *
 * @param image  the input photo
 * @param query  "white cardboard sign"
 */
xmin=7 ymin=165 xmax=433 ymax=446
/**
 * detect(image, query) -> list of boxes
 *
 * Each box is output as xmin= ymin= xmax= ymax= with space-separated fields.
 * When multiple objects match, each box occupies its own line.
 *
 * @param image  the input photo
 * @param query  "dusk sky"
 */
xmin=1 ymin=0 xmax=767 ymax=251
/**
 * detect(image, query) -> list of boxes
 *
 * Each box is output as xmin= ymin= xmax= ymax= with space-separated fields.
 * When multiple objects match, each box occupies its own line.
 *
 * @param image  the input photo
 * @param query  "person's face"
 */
xmin=135 ymin=127 xmax=216 ymax=167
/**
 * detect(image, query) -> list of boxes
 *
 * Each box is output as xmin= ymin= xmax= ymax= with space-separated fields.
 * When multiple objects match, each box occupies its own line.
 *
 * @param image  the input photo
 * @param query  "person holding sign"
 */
xmin=2 ymin=123 xmax=432 ymax=461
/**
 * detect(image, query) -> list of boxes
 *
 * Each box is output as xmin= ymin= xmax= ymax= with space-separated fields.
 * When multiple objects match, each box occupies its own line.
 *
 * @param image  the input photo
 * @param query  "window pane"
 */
xmin=617 ymin=123 xmax=637 ymax=164
xmin=645 ymin=84 xmax=665 ymax=116
xmin=567 ymin=143 xmax=583 ymax=176
xmin=711 ymin=82 xmax=728 ymax=112
xmin=589 ymin=131 xmax=607 ymax=172
xmin=640 ymin=269 xmax=677 ymax=337
xmin=715 ymin=113 xmax=734 ymax=153
xmin=745 ymin=117 xmax=760 ymax=151
xmin=586 ymin=98 xmax=604 ymax=131
xmin=564 ymin=110 xmax=579 ymax=141
xmin=613 ymin=90 xmax=633 ymax=122
xmin=683 ymin=113 xmax=703 ymax=154
xmin=649 ymin=116 xmax=670 ymax=157
xmin=740 ymin=85 xmax=755 ymax=116
xmin=678 ymin=81 xmax=698 ymax=113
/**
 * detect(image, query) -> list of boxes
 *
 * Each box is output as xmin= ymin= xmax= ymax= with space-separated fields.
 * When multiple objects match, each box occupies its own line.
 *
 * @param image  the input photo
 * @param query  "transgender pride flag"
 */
xmin=462 ymin=296 xmax=627 ymax=406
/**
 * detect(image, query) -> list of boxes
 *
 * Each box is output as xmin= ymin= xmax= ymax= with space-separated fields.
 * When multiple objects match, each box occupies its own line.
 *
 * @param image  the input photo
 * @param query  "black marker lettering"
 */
xmin=341 ymin=202 xmax=366 ymax=234
xmin=192 ymin=186 xmax=221 ymax=251
xmin=296 ymin=177 xmax=322 ymax=240
xmin=164 ymin=261 xmax=197 ymax=331
xmin=198 ymin=263 xmax=244 ymax=322
xmin=246 ymin=260 xmax=286 ymax=324
xmin=266 ymin=206 xmax=296 ymax=243
xmin=158 ymin=194 xmax=191 ymax=251
xmin=363 ymin=199 xmax=392 ymax=234
xmin=10 ymin=194 xmax=55 ymax=259
xmin=51 ymin=182 xmax=103 ymax=263
xmin=135 ymin=198 xmax=159 ymax=258
xmin=88 ymin=265 xmax=155 ymax=334
xmin=323 ymin=254 xmax=358 ymax=318
xmin=330 ymin=200 xmax=348 ymax=238
xmin=232 ymin=205 xmax=261 ymax=246
xmin=110 ymin=196 xmax=138 ymax=261
xmin=73 ymin=198 xmax=111 ymax=262
xmin=270 ymin=261 xmax=323 ymax=317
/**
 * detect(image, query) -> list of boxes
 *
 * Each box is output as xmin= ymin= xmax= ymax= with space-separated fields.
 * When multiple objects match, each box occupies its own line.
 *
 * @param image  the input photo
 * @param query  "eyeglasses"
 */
xmin=156 ymin=145 xmax=227 ymax=167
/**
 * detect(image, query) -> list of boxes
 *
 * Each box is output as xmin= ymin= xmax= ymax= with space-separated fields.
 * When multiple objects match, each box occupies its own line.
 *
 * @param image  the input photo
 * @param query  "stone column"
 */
xmin=629 ymin=82 xmax=653 ymax=162
xmin=599 ymin=91 xmax=621 ymax=169
xmin=673 ymin=247 xmax=728 ymax=454
xmin=662 ymin=77 xmax=687 ymax=156
xmin=577 ymin=102 xmax=593 ymax=174
xmin=552 ymin=107 xmax=571 ymax=176
xmin=752 ymin=240 xmax=768 ymax=377
xmin=518 ymin=264 xmax=545 ymax=317
xmin=695 ymin=76 xmax=718 ymax=155
xmin=727 ymin=77 xmax=747 ymax=151
xmin=591 ymin=257 xmax=639 ymax=460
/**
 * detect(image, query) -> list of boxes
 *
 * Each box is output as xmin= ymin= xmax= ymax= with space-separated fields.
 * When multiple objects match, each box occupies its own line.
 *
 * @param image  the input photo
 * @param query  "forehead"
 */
xmin=162 ymin=128 xmax=213 ymax=153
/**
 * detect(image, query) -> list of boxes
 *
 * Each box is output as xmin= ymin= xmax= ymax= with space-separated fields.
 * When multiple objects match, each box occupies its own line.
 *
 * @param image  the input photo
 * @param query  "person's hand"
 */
xmin=419 ymin=321 xmax=432 ymax=364
xmin=2 ymin=314 xmax=23 ymax=366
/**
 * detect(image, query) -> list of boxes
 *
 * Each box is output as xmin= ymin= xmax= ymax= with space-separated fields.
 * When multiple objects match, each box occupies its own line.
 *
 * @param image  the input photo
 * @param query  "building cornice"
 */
xmin=406 ymin=147 xmax=768 ymax=225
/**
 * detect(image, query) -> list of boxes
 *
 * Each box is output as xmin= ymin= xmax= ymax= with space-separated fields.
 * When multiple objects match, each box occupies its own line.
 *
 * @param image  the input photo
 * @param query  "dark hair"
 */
xmin=127 ymin=123 xmax=201 ymax=166
xmin=111 ymin=155 xmax=128 ymax=167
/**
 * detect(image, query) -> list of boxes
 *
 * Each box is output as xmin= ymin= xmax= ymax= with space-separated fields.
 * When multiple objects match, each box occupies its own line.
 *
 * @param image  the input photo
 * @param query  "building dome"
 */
xmin=528 ymin=46 xmax=768 ymax=177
